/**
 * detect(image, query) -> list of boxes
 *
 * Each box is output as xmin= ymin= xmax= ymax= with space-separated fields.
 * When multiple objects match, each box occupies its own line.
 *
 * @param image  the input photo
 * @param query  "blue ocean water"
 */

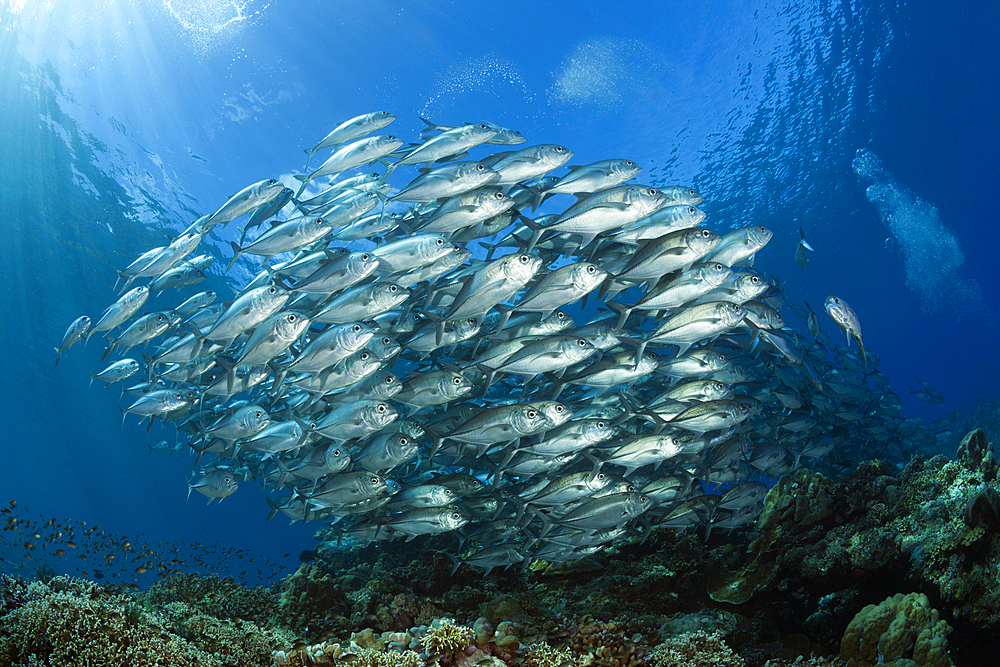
xmin=0 ymin=0 xmax=996 ymax=586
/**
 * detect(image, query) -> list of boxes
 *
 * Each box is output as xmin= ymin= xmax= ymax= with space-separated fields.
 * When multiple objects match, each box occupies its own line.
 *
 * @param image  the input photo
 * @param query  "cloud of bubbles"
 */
xmin=852 ymin=148 xmax=984 ymax=317
xmin=162 ymin=0 xmax=254 ymax=55
xmin=420 ymin=54 xmax=534 ymax=121
xmin=548 ymin=37 xmax=664 ymax=112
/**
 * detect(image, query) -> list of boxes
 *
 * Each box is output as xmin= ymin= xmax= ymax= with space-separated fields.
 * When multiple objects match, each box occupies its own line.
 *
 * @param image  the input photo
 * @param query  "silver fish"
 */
xmin=55 ymin=315 xmax=91 ymax=367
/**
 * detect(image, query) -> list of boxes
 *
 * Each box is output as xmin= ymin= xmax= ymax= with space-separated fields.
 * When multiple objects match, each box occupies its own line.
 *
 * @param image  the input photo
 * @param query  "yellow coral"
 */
xmin=422 ymin=617 xmax=475 ymax=654
xmin=840 ymin=593 xmax=952 ymax=667
xmin=523 ymin=641 xmax=586 ymax=667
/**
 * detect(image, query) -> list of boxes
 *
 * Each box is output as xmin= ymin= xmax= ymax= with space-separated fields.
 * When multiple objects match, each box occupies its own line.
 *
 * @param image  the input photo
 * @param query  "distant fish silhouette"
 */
xmin=795 ymin=227 xmax=814 ymax=268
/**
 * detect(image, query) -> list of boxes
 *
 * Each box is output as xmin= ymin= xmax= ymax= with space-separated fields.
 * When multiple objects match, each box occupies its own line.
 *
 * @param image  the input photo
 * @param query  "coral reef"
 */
xmin=276 ymin=563 xmax=352 ymax=637
xmin=648 ymin=631 xmax=745 ymax=667
xmin=12 ymin=429 xmax=1000 ymax=666
xmin=0 ymin=574 xmax=295 ymax=667
xmin=956 ymin=428 xmax=997 ymax=483
xmin=840 ymin=593 xmax=951 ymax=667
xmin=706 ymin=429 xmax=1000 ymax=645
xmin=137 ymin=572 xmax=279 ymax=625
xmin=0 ymin=575 xmax=221 ymax=666
xmin=421 ymin=617 xmax=476 ymax=665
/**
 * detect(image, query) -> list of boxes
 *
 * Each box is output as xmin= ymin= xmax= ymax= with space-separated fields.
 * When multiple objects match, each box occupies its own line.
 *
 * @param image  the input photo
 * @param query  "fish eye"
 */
xmin=479 ymin=124 xmax=490 ymax=130
xmin=494 ymin=191 xmax=505 ymax=199
xmin=361 ymin=352 xmax=370 ymax=360
xmin=371 ymin=477 xmax=379 ymax=485
xmin=577 ymin=339 xmax=588 ymax=346
xmin=382 ymin=336 xmax=392 ymax=344
xmin=288 ymin=314 xmax=297 ymax=321
xmin=527 ymin=410 xmax=537 ymax=418
xmin=268 ymin=287 xmax=277 ymax=294
xmin=688 ymin=189 xmax=697 ymax=195
xmin=586 ymin=265 xmax=596 ymax=273
xmin=435 ymin=237 xmax=444 ymax=245
xmin=555 ymin=146 xmax=565 ymax=152
xmin=452 ymin=376 xmax=463 ymax=385
xmin=353 ymin=325 xmax=362 ymax=333
xmin=688 ymin=207 xmax=696 ymax=214
xmin=554 ymin=405 xmax=565 ymax=412
xmin=362 ymin=253 xmax=371 ymax=260
xmin=466 ymin=318 xmax=477 ymax=326
xmin=701 ymin=229 xmax=712 ymax=237
xmin=309 ymin=422 xmax=318 ymax=429
xmin=598 ymin=473 xmax=606 ymax=480
xmin=399 ymin=437 xmax=408 ymax=445
xmin=444 ymin=489 xmax=454 ymax=496
xmin=519 ymin=255 xmax=529 ymax=263
xmin=640 ymin=495 xmax=648 ymax=503
xmin=386 ymin=135 xmax=397 ymax=140
xmin=626 ymin=160 xmax=635 ymax=166
xmin=750 ymin=276 xmax=760 ymax=284
xmin=377 ymin=404 xmax=387 ymax=412
xmin=267 ymin=179 xmax=277 ymax=185
xmin=556 ymin=311 xmax=566 ymax=319
xmin=451 ymin=512 xmax=461 ymax=520
xmin=383 ymin=376 xmax=394 ymax=384
xmin=389 ymin=285 xmax=398 ymax=292
xmin=255 ymin=411 xmax=263 ymax=418
xmin=333 ymin=449 xmax=342 ymax=456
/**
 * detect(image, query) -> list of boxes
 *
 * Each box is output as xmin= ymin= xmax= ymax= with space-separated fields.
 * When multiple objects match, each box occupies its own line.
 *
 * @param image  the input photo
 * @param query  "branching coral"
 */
xmin=137 ymin=571 xmax=279 ymax=625
xmin=0 ymin=576 xmax=220 ymax=667
xmin=421 ymin=617 xmax=477 ymax=666
xmin=648 ymin=631 xmax=745 ymax=667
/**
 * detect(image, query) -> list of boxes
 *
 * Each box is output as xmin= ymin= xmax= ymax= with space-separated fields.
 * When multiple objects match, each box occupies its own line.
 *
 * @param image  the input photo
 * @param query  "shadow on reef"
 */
xmin=4 ymin=429 xmax=1000 ymax=666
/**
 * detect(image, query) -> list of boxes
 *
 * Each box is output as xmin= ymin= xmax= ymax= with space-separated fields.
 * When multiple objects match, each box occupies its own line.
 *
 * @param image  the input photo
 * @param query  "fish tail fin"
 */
xmin=225 ymin=241 xmax=243 ymax=273
xmin=293 ymin=178 xmax=309 ymax=200
xmin=605 ymin=299 xmax=632 ymax=331
xmin=54 ymin=348 xmax=61 ymax=368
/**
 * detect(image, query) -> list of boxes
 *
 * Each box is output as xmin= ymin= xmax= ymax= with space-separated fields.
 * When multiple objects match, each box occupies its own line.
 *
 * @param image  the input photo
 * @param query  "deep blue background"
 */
xmin=1 ymin=0 xmax=996 ymax=584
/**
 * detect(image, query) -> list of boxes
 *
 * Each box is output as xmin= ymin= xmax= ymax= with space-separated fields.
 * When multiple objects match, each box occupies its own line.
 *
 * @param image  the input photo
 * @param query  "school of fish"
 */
xmin=57 ymin=111 xmax=941 ymax=574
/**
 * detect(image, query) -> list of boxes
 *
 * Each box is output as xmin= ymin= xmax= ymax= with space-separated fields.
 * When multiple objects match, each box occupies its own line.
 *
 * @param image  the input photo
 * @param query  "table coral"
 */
xmin=840 ymin=593 xmax=952 ymax=667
